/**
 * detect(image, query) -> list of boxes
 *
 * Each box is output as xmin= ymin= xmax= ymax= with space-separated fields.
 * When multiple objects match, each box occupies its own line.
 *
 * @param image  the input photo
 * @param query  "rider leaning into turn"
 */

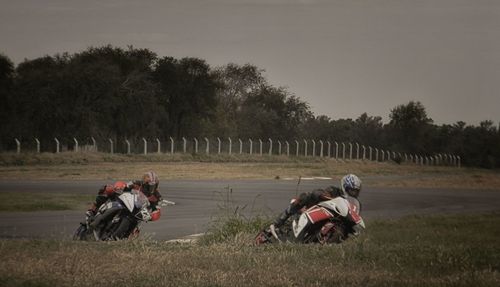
xmin=269 ymin=174 xmax=362 ymax=235
xmin=87 ymin=171 xmax=163 ymax=216
xmin=126 ymin=171 xmax=163 ymax=210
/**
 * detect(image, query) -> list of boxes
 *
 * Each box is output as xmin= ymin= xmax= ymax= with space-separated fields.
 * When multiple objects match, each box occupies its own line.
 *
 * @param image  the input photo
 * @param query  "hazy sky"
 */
xmin=1 ymin=0 xmax=499 ymax=125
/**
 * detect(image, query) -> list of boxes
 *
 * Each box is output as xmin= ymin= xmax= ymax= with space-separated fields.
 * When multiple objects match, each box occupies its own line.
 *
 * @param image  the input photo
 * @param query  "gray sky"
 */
xmin=1 ymin=0 xmax=499 ymax=125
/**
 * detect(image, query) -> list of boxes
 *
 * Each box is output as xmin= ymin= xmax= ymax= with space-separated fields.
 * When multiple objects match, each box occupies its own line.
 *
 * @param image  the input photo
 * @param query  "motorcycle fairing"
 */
xmin=293 ymin=198 xmax=349 ymax=238
xmin=119 ymin=192 xmax=136 ymax=212
xmin=97 ymin=199 xmax=123 ymax=214
xmin=292 ymin=213 xmax=310 ymax=238
xmin=305 ymin=207 xmax=334 ymax=224
xmin=317 ymin=197 xmax=349 ymax=217
xmin=347 ymin=202 xmax=363 ymax=225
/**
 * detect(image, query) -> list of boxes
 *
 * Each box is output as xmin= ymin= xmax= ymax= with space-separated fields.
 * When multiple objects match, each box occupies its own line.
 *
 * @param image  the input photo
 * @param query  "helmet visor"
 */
xmin=347 ymin=188 xmax=360 ymax=198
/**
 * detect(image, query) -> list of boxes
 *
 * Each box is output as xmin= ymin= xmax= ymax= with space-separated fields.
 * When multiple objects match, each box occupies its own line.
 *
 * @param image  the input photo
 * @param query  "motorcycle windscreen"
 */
xmin=118 ymin=192 xmax=136 ymax=212
xmin=305 ymin=207 xmax=334 ymax=224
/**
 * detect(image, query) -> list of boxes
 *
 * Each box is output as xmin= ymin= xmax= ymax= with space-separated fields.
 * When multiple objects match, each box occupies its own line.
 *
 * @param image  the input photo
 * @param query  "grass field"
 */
xmin=1 ymin=152 xmax=499 ymax=190
xmin=1 ymin=152 xmax=499 ymax=286
xmin=0 ymin=212 xmax=499 ymax=287
xmin=0 ymin=192 xmax=94 ymax=212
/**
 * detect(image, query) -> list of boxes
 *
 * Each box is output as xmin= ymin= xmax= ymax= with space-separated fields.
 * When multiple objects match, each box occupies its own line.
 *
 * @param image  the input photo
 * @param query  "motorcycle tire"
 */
xmin=111 ymin=216 xmax=135 ymax=239
xmin=73 ymin=224 xmax=91 ymax=241
xmin=325 ymin=223 xmax=346 ymax=244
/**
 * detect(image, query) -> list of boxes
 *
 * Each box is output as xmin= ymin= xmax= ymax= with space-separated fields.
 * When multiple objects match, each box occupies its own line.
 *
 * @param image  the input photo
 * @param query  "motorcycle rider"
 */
xmin=88 ymin=181 xmax=128 ymax=229
xmin=126 ymin=171 xmax=163 ymax=211
xmin=269 ymin=174 xmax=362 ymax=236
xmin=86 ymin=171 xmax=162 ymax=217
xmin=86 ymin=181 xmax=127 ymax=217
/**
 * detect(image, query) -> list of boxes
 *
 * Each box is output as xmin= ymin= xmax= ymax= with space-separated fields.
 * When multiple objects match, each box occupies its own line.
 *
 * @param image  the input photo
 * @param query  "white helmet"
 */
xmin=340 ymin=174 xmax=362 ymax=198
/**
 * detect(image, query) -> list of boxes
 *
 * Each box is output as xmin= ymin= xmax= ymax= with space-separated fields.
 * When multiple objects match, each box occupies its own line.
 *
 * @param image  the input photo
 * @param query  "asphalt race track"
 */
xmin=1 ymin=179 xmax=500 ymax=240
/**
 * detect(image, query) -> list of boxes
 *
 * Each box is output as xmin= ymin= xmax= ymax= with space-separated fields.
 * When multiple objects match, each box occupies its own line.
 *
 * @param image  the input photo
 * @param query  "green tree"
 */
xmin=388 ymin=101 xmax=433 ymax=153
xmin=154 ymin=57 xmax=218 ymax=138
xmin=0 ymin=53 xmax=15 ymax=150
xmin=207 ymin=63 xmax=268 ymax=137
xmin=354 ymin=113 xmax=385 ymax=147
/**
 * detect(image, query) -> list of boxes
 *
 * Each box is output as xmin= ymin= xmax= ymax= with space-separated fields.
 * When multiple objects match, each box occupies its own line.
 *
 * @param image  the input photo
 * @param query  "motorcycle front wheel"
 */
xmin=111 ymin=216 xmax=137 ymax=239
xmin=73 ymin=224 xmax=91 ymax=241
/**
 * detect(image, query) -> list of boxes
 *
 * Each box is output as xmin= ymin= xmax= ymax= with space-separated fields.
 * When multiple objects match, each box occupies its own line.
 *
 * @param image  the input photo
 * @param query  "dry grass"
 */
xmin=1 ymin=152 xmax=500 ymax=190
xmin=1 ymin=212 xmax=499 ymax=287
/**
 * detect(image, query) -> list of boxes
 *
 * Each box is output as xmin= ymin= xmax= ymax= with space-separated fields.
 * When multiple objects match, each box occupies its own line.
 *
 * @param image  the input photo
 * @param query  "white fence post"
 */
xmin=319 ymin=140 xmax=324 ymax=157
xmin=286 ymin=141 xmax=290 ymax=156
xmin=269 ymin=138 xmax=273 ymax=155
xmin=126 ymin=139 xmax=132 ymax=154
xmin=259 ymin=139 xmax=263 ymax=155
xmin=182 ymin=137 xmax=187 ymax=153
xmin=375 ymin=148 xmax=379 ymax=162
xmin=170 ymin=137 xmax=174 ymax=154
xmin=457 ymin=156 xmax=461 ymax=168
xmin=335 ymin=142 xmax=339 ymax=159
xmin=156 ymin=138 xmax=161 ymax=154
xmin=387 ymin=150 xmax=391 ymax=161
xmin=249 ymin=139 xmax=253 ymax=155
xmin=194 ymin=138 xmax=199 ymax=154
xmin=54 ymin=138 xmax=60 ymax=153
xmin=362 ymin=145 xmax=366 ymax=160
xmin=369 ymin=146 xmax=373 ymax=161
xmin=14 ymin=138 xmax=20 ymax=154
xmin=73 ymin=138 xmax=78 ymax=152
xmin=228 ymin=137 xmax=232 ymax=155
xmin=342 ymin=143 xmax=346 ymax=160
xmin=349 ymin=143 xmax=353 ymax=160
xmin=125 ymin=139 xmax=131 ymax=154
xmin=381 ymin=150 xmax=385 ymax=162
xmin=204 ymin=137 xmax=209 ymax=155
xmin=311 ymin=140 xmax=316 ymax=157
xmin=35 ymin=138 xmax=40 ymax=153
xmin=304 ymin=139 xmax=308 ymax=157
xmin=108 ymin=138 xmax=113 ymax=154
xmin=295 ymin=140 xmax=299 ymax=156
xmin=142 ymin=138 xmax=147 ymax=155
xmin=217 ymin=137 xmax=221 ymax=154
xmin=356 ymin=143 xmax=360 ymax=160
xmin=239 ymin=138 xmax=243 ymax=154
xmin=327 ymin=141 xmax=331 ymax=158
xmin=91 ymin=137 xmax=97 ymax=152
xmin=278 ymin=140 xmax=282 ymax=155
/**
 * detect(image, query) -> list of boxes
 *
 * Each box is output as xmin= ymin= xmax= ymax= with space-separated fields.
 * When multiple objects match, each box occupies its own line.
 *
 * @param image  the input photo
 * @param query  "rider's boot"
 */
xmin=269 ymin=200 xmax=301 ymax=239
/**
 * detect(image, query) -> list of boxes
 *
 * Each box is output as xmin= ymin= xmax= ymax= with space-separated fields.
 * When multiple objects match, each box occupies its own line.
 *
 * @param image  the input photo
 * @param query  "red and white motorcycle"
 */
xmin=255 ymin=196 xmax=365 ymax=245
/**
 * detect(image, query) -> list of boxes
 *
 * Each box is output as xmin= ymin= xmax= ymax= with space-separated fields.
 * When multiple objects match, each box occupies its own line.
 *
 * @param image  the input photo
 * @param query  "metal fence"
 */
xmin=10 ymin=137 xmax=461 ymax=167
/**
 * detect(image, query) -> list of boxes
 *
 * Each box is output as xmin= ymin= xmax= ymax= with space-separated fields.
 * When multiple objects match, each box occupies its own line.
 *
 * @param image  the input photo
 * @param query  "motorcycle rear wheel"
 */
xmin=324 ymin=223 xmax=346 ymax=244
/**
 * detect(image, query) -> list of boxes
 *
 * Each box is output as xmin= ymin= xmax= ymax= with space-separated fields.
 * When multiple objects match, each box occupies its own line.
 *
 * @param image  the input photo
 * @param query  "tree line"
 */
xmin=0 ymin=46 xmax=498 ymax=168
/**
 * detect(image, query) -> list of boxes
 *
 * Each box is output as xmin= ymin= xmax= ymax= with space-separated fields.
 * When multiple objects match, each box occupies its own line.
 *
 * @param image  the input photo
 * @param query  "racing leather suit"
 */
xmin=272 ymin=186 xmax=345 ymax=228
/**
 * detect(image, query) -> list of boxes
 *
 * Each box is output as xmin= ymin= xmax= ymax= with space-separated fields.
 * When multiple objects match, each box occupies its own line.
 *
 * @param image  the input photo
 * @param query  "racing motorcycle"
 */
xmin=255 ymin=196 xmax=365 ymax=245
xmin=73 ymin=189 xmax=172 ymax=241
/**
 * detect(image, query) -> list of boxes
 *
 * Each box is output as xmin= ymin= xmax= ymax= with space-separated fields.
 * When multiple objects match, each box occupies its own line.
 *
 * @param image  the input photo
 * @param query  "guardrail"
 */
xmin=9 ymin=137 xmax=461 ymax=167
